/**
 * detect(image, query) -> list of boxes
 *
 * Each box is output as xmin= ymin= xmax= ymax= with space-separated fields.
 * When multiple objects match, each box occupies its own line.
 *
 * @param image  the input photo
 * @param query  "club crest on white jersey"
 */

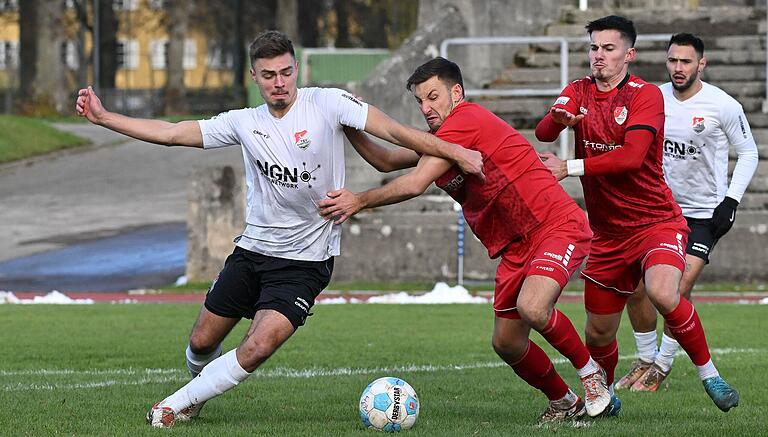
xmin=692 ymin=116 xmax=706 ymax=134
xmin=294 ymin=130 xmax=311 ymax=149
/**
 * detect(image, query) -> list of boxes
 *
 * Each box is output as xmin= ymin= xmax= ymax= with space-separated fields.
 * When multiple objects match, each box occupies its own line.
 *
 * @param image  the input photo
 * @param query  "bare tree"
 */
xmin=96 ymin=0 xmax=117 ymax=90
xmin=165 ymin=0 xmax=191 ymax=114
xmin=276 ymin=0 xmax=299 ymax=42
xmin=19 ymin=0 xmax=67 ymax=114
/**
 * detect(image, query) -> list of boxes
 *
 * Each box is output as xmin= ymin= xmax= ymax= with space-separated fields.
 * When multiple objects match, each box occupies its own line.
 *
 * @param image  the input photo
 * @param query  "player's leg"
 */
xmin=616 ymin=283 xmax=658 ymax=390
xmin=515 ymin=209 xmax=612 ymax=417
xmin=517 ymin=275 xmax=609 ymax=418
xmin=583 ymin=279 xmax=630 ymax=417
xmin=641 ymin=225 xmax=738 ymax=411
xmin=186 ymin=307 xmax=239 ymax=377
xmin=185 ymin=248 xmax=257 ymax=377
xmin=148 ymin=252 xmax=334 ymax=427
xmin=492 ymin=317 xmax=584 ymax=424
xmin=492 ymin=245 xmax=584 ymax=424
xmin=174 ymin=307 xmax=240 ymax=421
xmin=632 ymin=256 xmax=707 ymax=392
xmin=150 ymin=309 xmax=295 ymax=428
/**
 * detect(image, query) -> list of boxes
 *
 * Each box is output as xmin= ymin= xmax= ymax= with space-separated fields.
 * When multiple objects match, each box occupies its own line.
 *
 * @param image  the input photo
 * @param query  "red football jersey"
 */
xmin=553 ymin=74 xmax=682 ymax=236
xmin=434 ymin=101 xmax=580 ymax=258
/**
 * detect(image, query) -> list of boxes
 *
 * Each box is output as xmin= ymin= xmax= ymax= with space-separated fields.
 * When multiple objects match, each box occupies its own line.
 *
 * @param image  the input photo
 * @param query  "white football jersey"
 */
xmin=660 ymin=81 xmax=758 ymax=218
xmin=198 ymin=87 xmax=368 ymax=261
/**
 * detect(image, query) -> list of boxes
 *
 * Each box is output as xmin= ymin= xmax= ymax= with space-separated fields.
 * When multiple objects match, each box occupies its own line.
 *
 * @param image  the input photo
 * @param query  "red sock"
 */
xmin=510 ymin=340 xmax=570 ymax=400
xmin=587 ymin=339 xmax=618 ymax=385
xmin=663 ymin=297 xmax=711 ymax=366
xmin=539 ymin=308 xmax=590 ymax=369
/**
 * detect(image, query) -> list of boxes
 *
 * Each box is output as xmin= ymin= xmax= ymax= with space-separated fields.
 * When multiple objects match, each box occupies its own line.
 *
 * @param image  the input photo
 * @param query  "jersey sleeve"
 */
xmin=720 ymin=98 xmax=759 ymax=201
xmin=625 ymin=83 xmax=664 ymax=136
xmin=198 ymin=110 xmax=241 ymax=149
xmin=316 ymin=88 xmax=369 ymax=130
xmin=536 ymin=82 xmax=580 ymax=142
xmin=551 ymin=82 xmax=580 ymax=114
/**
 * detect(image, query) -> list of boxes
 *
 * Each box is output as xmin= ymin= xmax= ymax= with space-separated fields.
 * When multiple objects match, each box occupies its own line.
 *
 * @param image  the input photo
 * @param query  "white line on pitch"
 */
xmin=1 ymin=348 xmax=762 ymax=392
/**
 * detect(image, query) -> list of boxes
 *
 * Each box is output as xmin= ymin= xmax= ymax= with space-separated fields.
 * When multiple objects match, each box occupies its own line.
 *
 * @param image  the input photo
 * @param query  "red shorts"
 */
xmin=583 ymin=217 xmax=688 ymax=315
xmin=494 ymin=208 xmax=592 ymax=319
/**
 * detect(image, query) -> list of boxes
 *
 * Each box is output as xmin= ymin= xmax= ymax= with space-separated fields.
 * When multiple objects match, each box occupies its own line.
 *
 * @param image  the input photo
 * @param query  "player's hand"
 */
xmin=455 ymin=147 xmax=485 ymax=182
xmin=75 ymin=86 xmax=107 ymax=124
xmin=549 ymin=107 xmax=584 ymax=127
xmin=318 ymin=189 xmax=364 ymax=225
xmin=711 ymin=196 xmax=739 ymax=238
xmin=538 ymin=152 xmax=568 ymax=181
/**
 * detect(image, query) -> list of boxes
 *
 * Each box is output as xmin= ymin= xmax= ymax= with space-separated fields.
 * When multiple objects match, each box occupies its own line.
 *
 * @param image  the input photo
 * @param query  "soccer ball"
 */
xmin=359 ymin=377 xmax=419 ymax=432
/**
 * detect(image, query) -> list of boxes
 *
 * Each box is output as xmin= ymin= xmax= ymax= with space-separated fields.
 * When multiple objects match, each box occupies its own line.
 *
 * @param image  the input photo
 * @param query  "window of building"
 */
xmin=113 ymin=0 xmax=138 ymax=11
xmin=0 ymin=0 xmax=18 ymax=12
xmin=0 ymin=41 xmax=19 ymax=70
xmin=61 ymin=40 xmax=79 ymax=70
xmin=183 ymin=39 xmax=196 ymax=70
xmin=149 ymin=39 xmax=167 ymax=70
xmin=206 ymin=41 xmax=233 ymax=70
xmin=149 ymin=39 xmax=196 ymax=70
xmin=117 ymin=39 xmax=139 ymax=70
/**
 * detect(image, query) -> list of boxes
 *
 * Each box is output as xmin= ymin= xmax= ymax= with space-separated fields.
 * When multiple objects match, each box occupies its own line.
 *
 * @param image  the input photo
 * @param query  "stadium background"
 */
xmin=0 ymin=0 xmax=766 ymax=290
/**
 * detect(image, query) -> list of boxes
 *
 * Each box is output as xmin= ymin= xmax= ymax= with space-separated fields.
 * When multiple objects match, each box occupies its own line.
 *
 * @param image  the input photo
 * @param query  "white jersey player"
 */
xmin=76 ymin=30 xmax=485 ymax=428
xmin=617 ymin=33 xmax=758 ymax=393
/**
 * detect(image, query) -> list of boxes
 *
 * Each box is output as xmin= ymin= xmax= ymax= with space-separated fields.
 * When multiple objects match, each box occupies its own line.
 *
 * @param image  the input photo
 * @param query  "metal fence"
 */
xmin=440 ymin=34 xmax=673 ymax=159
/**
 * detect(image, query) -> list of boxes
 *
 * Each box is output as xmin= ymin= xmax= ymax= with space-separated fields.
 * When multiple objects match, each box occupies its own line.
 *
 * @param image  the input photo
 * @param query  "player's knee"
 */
xmin=237 ymin=338 xmax=280 ymax=371
xmin=516 ymin=305 xmax=550 ymax=331
xmin=491 ymin=331 xmax=528 ymax=359
xmin=188 ymin=333 xmax=220 ymax=355
xmin=646 ymin=289 xmax=680 ymax=314
xmin=585 ymin=320 xmax=613 ymax=345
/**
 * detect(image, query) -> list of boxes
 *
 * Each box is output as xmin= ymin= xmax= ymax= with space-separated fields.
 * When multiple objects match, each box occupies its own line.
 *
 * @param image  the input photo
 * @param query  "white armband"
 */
xmin=566 ymin=159 xmax=584 ymax=176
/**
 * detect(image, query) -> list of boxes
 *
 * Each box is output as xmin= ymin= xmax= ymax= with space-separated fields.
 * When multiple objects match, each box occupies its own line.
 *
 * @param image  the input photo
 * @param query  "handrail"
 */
xmin=440 ymin=34 xmax=673 ymax=158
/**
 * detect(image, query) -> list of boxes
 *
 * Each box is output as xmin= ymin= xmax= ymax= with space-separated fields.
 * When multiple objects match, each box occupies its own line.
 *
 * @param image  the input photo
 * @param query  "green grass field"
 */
xmin=1 ymin=302 xmax=765 ymax=436
xmin=0 ymin=116 xmax=87 ymax=164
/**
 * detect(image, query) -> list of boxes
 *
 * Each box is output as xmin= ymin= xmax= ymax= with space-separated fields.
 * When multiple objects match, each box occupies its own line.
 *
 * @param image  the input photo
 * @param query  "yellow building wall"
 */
xmin=0 ymin=9 xmax=19 ymax=89
xmin=0 ymin=3 xmax=242 ymax=90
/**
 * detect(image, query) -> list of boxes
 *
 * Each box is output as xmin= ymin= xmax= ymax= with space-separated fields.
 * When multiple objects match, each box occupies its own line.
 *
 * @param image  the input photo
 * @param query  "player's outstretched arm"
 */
xmin=75 ymin=85 xmax=203 ymax=148
xmin=343 ymin=126 xmax=419 ymax=172
xmin=535 ymin=107 xmax=584 ymax=142
xmin=318 ymin=155 xmax=452 ymax=224
xmin=362 ymin=105 xmax=484 ymax=180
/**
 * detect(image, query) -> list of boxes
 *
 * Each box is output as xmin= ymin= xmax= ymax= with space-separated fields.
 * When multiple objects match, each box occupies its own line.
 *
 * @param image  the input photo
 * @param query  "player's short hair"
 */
xmin=249 ymin=30 xmax=295 ymax=66
xmin=406 ymin=57 xmax=465 ymax=97
xmin=585 ymin=15 xmax=637 ymax=47
xmin=668 ymin=33 xmax=705 ymax=58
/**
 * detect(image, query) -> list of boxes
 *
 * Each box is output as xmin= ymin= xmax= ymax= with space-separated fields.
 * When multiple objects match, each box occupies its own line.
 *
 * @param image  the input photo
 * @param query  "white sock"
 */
xmin=654 ymin=334 xmax=679 ymax=373
xmin=164 ymin=349 xmax=251 ymax=412
xmin=551 ymin=389 xmax=578 ymax=408
xmin=186 ymin=343 xmax=222 ymax=378
xmin=576 ymin=357 xmax=600 ymax=378
xmin=633 ymin=330 xmax=658 ymax=363
xmin=696 ymin=359 xmax=719 ymax=381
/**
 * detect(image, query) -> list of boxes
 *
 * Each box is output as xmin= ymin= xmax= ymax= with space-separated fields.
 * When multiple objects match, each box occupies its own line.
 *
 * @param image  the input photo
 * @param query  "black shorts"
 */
xmin=685 ymin=216 xmax=720 ymax=264
xmin=204 ymin=246 xmax=334 ymax=330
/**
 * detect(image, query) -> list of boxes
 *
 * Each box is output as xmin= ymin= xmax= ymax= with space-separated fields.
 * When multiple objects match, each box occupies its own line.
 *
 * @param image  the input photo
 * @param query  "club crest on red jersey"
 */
xmin=613 ymin=106 xmax=627 ymax=125
xmin=692 ymin=116 xmax=706 ymax=134
xmin=294 ymin=130 xmax=311 ymax=149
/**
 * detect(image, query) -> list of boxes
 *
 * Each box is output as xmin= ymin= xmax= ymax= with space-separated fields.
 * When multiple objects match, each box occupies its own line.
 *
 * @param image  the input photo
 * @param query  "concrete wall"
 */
xmin=186 ymin=166 xmax=245 ymax=282
xmin=186 ymin=168 xmax=768 ymax=283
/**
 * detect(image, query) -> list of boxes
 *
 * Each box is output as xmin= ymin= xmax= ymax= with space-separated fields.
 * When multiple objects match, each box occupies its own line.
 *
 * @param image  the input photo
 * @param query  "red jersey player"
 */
xmin=319 ymin=57 xmax=614 ymax=423
xmin=535 ymin=15 xmax=738 ymax=413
